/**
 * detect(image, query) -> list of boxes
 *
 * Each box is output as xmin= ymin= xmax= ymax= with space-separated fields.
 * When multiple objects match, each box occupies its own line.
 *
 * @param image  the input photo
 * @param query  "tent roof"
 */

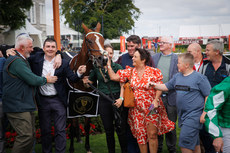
xmin=46 ymin=24 xmax=81 ymax=36
xmin=179 ymin=24 xmax=230 ymax=38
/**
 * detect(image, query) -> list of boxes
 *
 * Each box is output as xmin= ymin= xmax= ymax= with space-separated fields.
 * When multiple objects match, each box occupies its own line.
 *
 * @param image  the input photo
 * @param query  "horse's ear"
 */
xmin=94 ymin=22 xmax=101 ymax=32
xmin=82 ymin=23 xmax=90 ymax=33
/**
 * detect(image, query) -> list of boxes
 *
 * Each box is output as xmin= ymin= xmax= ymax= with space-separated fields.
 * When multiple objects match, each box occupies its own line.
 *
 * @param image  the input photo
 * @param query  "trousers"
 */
xmin=38 ymin=96 xmax=66 ymax=153
xmin=99 ymin=92 xmax=127 ymax=153
xmin=158 ymin=95 xmax=177 ymax=153
xmin=7 ymin=112 xmax=35 ymax=153
xmin=0 ymin=102 xmax=6 ymax=153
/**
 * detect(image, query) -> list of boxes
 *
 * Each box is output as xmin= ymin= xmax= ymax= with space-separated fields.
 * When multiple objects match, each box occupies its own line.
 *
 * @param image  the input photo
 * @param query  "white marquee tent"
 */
xmin=3 ymin=19 xmax=43 ymax=47
xmin=179 ymin=24 xmax=230 ymax=39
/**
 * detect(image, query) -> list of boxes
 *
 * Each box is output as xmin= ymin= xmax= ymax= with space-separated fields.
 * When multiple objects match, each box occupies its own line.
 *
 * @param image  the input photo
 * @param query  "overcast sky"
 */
xmin=45 ymin=0 xmax=230 ymax=39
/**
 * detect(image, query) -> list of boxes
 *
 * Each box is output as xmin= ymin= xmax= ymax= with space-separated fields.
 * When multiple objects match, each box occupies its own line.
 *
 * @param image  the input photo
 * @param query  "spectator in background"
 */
xmin=204 ymin=76 xmax=230 ymax=153
xmin=116 ymin=35 xmax=155 ymax=68
xmin=0 ymin=50 xmax=6 ymax=153
xmin=187 ymin=43 xmax=205 ymax=72
xmin=199 ymin=40 xmax=230 ymax=153
xmin=152 ymin=36 xmax=178 ymax=153
xmin=116 ymin=35 xmax=154 ymax=153
xmin=201 ymin=40 xmax=230 ymax=87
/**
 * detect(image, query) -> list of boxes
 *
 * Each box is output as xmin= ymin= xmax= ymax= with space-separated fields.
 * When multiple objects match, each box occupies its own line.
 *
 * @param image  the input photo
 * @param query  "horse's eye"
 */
xmin=87 ymin=39 xmax=93 ymax=44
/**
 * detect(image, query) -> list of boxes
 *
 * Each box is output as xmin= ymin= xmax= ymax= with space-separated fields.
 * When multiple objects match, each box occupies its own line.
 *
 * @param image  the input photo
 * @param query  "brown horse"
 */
xmin=68 ymin=23 xmax=105 ymax=153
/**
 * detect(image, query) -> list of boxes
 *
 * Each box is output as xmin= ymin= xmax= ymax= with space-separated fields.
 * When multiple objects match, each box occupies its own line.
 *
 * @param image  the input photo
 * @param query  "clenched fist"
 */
xmin=77 ymin=65 xmax=86 ymax=75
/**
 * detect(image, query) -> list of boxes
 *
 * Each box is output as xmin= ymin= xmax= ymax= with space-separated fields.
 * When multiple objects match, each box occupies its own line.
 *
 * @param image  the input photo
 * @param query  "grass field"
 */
xmin=34 ymin=124 xmax=181 ymax=153
xmin=7 ymin=123 xmax=182 ymax=153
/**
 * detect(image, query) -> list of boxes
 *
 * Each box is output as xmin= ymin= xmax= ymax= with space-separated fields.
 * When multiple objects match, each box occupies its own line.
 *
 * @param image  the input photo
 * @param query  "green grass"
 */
xmin=7 ymin=123 xmax=182 ymax=153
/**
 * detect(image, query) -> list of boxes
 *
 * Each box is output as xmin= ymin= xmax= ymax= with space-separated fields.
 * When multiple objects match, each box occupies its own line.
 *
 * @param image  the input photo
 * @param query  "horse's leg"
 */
xmin=69 ymin=119 xmax=75 ymax=153
xmin=84 ymin=117 xmax=91 ymax=152
xmin=75 ymin=118 xmax=82 ymax=143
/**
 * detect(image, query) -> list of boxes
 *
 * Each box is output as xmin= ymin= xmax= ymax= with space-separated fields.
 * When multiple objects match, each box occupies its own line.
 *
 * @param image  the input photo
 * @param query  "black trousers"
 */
xmin=99 ymin=92 xmax=127 ymax=153
xmin=158 ymin=95 xmax=177 ymax=153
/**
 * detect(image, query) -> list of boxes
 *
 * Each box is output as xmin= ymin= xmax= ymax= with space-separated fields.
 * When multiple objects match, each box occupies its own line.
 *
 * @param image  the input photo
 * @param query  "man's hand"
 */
xmin=77 ymin=65 xmax=86 ymax=75
xmin=6 ymin=48 xmax=16 ymax=56
xmin=45 ymin=73 xmax=58 ymax=83
xmin=200 ymin=111 xmax=206 ymax=123
xmin=0 ymin=51 xmax=3 ymax=57
xmin=147 ymin=81 xmax=156 ymax=89
xmin=82 ymin=76 xmax=91 ymax=88
xmin=53 ymin=54 xmax=62 ymax=69
xmin=213 ymin=137 xmax=223 ymax=153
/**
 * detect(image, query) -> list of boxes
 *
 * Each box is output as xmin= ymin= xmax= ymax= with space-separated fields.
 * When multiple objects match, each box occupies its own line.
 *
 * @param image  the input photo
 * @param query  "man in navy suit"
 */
xmin=28 ymin=38 xmax=86 ymax=153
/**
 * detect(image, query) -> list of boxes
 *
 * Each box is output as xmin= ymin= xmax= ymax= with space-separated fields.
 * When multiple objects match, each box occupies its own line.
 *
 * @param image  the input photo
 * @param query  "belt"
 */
xmin=39 ymin=94 xmax=58 ymax=98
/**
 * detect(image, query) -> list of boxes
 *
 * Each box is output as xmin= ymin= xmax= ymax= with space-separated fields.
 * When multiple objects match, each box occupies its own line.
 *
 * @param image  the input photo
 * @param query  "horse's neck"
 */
xmin=77 ymin=43 xmax=89 ymax=65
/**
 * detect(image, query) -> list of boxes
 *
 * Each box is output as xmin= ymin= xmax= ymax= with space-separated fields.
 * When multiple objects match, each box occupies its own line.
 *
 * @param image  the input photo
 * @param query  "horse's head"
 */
xmin=82 ymin=23 xmax=107 ymax=68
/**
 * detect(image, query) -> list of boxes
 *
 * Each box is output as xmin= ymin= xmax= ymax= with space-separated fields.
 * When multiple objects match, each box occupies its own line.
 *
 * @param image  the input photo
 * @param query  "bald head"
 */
xmin=187 ymin=43 xmax=202 ymax=63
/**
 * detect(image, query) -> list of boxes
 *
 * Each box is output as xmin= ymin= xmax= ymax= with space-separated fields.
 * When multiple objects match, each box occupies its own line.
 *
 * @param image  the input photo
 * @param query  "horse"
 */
xmin=67 ymin=22 xmax=106 ymax=153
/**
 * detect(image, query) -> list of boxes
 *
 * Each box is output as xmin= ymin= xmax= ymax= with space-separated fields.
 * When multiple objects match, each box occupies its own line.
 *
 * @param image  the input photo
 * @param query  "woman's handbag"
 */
xmin=123 ymin=69 xmax=135 ymax=107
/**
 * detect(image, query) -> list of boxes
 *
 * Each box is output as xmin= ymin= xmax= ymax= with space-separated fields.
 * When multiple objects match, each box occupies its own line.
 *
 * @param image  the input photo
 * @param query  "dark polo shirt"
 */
xmin=205 ymin=59 xmax=227 ymax=88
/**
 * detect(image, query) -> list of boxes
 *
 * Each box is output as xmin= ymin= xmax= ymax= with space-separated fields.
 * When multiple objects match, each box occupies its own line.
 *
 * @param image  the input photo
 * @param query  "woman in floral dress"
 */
xmin=107 ymin=48 xmax=175 ymax=153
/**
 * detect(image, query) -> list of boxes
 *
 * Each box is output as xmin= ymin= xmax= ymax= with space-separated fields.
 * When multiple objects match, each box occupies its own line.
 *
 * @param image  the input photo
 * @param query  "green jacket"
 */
xmin=204 ymin=77 xmax=230 ymax=139
xmin=2 ymin=55 xmax=47 ymax=113
xmin=89 ymin=61 xmax=122 ymax=95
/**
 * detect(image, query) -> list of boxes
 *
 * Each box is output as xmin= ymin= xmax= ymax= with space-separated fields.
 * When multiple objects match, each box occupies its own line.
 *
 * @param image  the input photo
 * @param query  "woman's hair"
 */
xmin=104 ymin=44 xmax=114 ymax=53
xmin=178 ymin=53 xmax=194 ymax=68
xmin=135 ymin=48 xmax=150 ymax=65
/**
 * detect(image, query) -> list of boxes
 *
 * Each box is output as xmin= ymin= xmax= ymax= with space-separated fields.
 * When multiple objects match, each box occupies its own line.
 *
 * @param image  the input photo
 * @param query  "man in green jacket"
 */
xmin=2 ymin=34 xmax=57 ymax=153
xmin=204 ymin=76 xmax=230 ymax=153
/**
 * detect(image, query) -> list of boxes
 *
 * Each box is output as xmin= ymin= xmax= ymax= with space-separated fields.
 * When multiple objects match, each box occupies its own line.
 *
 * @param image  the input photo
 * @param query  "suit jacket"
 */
xmin=28 ymin=52 xmax=82 ymax=106
xmin=152 ymin=52 xmax=178 ymax=106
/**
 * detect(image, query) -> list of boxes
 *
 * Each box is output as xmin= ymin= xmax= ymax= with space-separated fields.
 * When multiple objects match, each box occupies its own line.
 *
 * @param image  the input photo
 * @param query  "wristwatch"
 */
xmin=119 ymin=97 xmax=124 ymax=101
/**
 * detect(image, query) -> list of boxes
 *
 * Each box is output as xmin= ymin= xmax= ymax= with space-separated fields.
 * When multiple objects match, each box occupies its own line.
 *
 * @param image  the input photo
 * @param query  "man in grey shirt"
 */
xmin=152 ymin=36 xmax=178 ymax=153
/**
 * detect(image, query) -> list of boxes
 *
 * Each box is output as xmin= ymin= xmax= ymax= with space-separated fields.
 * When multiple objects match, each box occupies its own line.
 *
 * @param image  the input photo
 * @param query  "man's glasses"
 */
xmin=158 ymin=42 xmax=170 ymax=45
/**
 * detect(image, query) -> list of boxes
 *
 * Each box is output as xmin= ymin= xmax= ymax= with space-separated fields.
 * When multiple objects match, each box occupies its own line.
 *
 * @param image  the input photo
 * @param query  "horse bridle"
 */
xmin=84 ymin=32 xmax=107 ymax=68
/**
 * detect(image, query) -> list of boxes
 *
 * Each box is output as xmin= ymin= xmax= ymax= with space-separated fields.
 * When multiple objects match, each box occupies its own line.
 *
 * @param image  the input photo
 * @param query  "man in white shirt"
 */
xmin=28 ymin=38 xmax=86 ymax=153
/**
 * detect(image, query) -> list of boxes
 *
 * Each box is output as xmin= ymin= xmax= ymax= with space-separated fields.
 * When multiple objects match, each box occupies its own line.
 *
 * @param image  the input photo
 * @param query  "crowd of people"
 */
xmin=0 ymin=33 xmax=229 ymax=153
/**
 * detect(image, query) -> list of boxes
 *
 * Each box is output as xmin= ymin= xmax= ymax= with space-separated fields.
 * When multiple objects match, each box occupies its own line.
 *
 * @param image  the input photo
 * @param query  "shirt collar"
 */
xmin=16 ymin=51 xmax=26 ymax=60
xmin=43 ymin=55 xmax=55 ymax=63
xmin=160 ymin=52 xmax=172 ymax=57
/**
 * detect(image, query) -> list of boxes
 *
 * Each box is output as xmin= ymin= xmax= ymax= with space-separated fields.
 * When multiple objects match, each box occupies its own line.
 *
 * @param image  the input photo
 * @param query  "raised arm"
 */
xmin=107 ymin=60 xmax=120 ymax=81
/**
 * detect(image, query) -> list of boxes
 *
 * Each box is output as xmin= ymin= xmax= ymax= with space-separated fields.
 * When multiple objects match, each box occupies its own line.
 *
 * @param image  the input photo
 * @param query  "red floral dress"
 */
xmin=117 ymin=66 xmax=175 ymax=144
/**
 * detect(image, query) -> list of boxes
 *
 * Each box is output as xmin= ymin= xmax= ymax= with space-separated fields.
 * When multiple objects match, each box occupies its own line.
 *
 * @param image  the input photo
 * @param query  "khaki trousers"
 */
xmin=7 ymin=112 xmax=35 ymax=153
